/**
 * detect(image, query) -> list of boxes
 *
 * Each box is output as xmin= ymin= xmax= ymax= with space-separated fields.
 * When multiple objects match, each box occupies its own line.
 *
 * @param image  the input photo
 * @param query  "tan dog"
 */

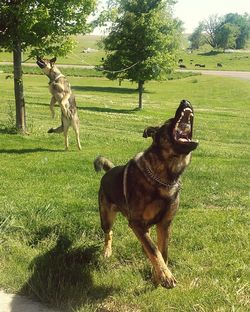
xmin=36 ymin=57 xmax=81 ymax=151
xmin=94 ymin=100 xmax=198 ymax=288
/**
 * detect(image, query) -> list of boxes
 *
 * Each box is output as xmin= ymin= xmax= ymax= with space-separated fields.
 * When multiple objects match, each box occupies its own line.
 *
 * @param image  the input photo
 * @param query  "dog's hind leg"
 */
xmin=62 ymin=118 xmax=70 ymax=151
xmin=99 ymin=188 xmax=117 ymax=258
xmin=72 ymin=116 xmax=81 ymax=150
xmin=47 ymin=123 xmax=64 ymax=133
xmin=49 ymin=96 xmax=57 ymax=118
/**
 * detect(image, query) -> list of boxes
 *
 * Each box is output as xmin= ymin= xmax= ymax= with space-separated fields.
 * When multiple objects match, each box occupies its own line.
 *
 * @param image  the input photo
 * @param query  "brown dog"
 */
xmin=36 ymin=56 xmax=81 ymax=151
xmin=94 ymin=100 xmax=198 ymax=288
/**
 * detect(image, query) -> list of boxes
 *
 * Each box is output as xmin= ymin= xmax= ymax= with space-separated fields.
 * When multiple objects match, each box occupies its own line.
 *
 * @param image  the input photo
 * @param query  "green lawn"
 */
xmin=0 ymin=72 xmax=249 ymax=311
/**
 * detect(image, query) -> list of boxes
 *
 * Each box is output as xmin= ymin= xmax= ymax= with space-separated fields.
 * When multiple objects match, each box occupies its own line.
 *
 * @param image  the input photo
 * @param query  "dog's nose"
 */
xmin=180 ymin=99 xmax=191 ymax=109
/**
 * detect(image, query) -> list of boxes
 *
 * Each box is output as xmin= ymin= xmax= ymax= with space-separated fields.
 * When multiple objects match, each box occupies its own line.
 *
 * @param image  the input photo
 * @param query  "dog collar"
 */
xmin=48 ymin=73 xmax=65 ymax=84
xmin=145 ymin=165 xmax=180 ymax=189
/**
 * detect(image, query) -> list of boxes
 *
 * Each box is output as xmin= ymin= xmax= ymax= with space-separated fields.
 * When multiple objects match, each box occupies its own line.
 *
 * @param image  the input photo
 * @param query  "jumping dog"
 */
xmin=36 ymin=57 xmax=81 ymax=151
xmin=94 ymin=100 xmax=198 ymax=288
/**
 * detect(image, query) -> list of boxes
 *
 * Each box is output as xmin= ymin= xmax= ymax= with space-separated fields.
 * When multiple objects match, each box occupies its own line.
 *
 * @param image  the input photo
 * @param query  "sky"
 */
xmin=92 ymin=0 xmax=250 ymax=35
xmin=174 ymin=0 xmax=250 ymax=33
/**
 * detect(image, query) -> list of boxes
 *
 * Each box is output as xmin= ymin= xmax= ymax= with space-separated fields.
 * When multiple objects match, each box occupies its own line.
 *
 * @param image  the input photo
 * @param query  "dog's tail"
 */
xmin=94 ymin=156 xmax=114 ymax=172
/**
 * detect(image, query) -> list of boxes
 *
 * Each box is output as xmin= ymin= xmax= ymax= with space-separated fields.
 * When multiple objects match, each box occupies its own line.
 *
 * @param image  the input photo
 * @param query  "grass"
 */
xmin=0 ymin=64 xmax=200 ymax=82
xmin=0 ymin=71 xmax=250 ymax=311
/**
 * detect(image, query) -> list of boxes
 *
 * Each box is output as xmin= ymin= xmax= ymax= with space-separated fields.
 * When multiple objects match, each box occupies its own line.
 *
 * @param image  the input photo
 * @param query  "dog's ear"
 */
xmin=50 ymin=57 xmax=57 ymax=65
xmin=143 ymin=126 xmax=160 ymax=138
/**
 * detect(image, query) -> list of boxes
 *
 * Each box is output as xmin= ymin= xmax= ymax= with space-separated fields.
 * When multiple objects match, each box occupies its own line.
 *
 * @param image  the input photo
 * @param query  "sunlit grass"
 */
xmin=0 ymin=72 xmax=249 ymax=311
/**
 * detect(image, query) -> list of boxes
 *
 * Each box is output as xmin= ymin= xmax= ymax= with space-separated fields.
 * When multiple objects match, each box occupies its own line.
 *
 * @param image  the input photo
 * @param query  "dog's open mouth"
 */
xmin=36 ymin=57 xmax=46 ymax=69
xmin=173 ymin=107 xmax=193 ymax=143
xmin=172 ymin=100 xmax=198 ymax=152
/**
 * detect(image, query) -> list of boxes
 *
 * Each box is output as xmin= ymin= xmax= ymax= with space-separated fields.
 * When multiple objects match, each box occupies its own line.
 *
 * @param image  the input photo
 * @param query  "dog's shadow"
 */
xmin=11 ymin=235 xmax=116 ymax=311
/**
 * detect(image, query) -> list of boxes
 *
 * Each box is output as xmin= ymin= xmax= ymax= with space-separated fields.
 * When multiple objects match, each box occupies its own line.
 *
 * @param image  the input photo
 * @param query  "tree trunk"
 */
xmin=13 ymin=40 xmax=26 ymax=133
xmin=138 ymin=80 xmax=144 ymax=109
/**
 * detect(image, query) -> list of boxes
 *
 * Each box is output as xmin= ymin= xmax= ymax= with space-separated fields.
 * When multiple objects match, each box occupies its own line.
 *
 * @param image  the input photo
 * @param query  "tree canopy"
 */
xmin=101 ymin=0 xmax=182 ymax=109
xmin=189 ymin=13 xmax=250 ymax=50
xmin=0 ymin=0 xmax=95 ymax=56
xmin=188 ymin=23 xmax=205 ymax=50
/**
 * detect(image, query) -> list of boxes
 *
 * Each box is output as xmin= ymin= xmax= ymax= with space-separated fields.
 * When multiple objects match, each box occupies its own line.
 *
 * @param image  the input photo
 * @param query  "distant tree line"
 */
xmin=189 ymin=13 xmax=250 ymax=50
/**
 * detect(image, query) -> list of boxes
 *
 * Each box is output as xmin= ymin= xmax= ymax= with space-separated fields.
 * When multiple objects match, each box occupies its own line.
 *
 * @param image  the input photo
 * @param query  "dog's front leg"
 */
xmin=156 ymin=220 xmax=172 ymax=264
xmin=50 ymin=96 xmax=57 ymax=118
xmin=130 ymin=223 xmax=176 ymax=288
xmin=156 ymin=198 xmax=179 ymax=264
xmin=61 ymin=93 xmax=71 ymax=117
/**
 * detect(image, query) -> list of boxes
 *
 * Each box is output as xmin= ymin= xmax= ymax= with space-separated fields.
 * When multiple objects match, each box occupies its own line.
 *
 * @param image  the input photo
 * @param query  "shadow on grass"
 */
xmin=12 ymin=235 xmax=117 ymax=311
xmin=72 ymin=85 xmax=137 ymax=94
xmin=0 ymin=125 xmax=18 ymax=135
xmin=0 ymin=148 xmax=62 ymax=154
xmin=79 ymin=106 xmax=140 ymax=114
xmin=198 ymin=50 xmax=223 ymax=56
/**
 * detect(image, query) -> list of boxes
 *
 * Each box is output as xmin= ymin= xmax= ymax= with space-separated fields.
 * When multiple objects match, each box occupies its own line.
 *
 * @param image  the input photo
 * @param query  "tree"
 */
xmin=201 ymin=15 xmax=223 ymax=48
xmin=216 ymin=23 xmax=240 ymax=50
xmin=0 ymin=0 xmax=95 ymax=133
xmin=223 ymin=13 xmax=250 ymax=49
xmin=189 ymin=23 xmax=205 ymax=50
xmin=101 ymin=0 xmax=182 ymax=109
xmin=198 ymin=13 xmax=250 ymax=50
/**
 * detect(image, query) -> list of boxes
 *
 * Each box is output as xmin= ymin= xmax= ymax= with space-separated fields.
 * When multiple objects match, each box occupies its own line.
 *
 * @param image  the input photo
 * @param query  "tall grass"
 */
xmin=0 ymin=72 xmax=249 ymax=311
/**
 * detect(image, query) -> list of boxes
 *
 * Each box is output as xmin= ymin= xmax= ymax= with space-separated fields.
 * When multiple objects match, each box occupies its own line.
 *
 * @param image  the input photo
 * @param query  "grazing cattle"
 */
xmin=178 ymin=59 xmax=183 ymax=63
xmin=195 ymin=64 xmax=205 ymax=68
xmin=217 ymin=63 xmax=223 ymax=67
xmin=179 ymin=64 xmax=186 ymax=69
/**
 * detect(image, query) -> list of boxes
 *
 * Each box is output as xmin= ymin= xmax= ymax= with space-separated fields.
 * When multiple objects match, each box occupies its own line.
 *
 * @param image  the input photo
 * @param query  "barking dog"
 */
xmin=94 ymin=100 xmax=198 ymax=288
xmin=36 ymin=57 xmax=81 ymax=151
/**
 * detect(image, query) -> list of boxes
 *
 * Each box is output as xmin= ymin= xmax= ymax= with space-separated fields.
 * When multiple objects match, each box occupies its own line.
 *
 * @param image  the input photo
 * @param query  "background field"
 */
xmin=0 ymin=67 xmax=249 ymax=311
xmin=1 ymin=35 xmax=250 ymax=71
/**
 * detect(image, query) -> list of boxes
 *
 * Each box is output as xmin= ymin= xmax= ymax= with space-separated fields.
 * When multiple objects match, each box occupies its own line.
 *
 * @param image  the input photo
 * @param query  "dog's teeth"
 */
xmin=184 ymin=108 xmax=192 ymax=112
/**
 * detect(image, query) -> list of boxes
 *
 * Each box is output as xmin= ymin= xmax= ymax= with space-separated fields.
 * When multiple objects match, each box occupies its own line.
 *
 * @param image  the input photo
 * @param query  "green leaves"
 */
xmin=102 ymin=0 xmax=181 ymax=83
xmin=0 ymin=0 xmax=96 ymax=56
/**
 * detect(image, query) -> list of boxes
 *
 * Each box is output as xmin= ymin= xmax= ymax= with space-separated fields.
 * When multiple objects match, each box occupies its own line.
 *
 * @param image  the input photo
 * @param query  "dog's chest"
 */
xmin=141 ymin=187 xmax=179 ymax=224
xmin=142 ymin=197 xmax=176 ymax=225
xmin=158 ymin=184 xmax=179 ymax=198
xmin=49 ymin=78 xmax=70 ymax=95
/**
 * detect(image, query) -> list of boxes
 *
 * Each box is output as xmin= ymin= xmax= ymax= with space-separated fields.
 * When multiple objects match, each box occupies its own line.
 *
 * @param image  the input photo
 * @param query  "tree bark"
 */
xmin=13 ymin=40 xmax=26 ymax=133
xmin=138 ymin=80 xmax=144 ymax=109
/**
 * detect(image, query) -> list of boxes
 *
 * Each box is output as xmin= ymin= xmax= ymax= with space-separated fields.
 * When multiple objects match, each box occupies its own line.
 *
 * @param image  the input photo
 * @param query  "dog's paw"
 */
xmin=153 ymin=268 xmax=177 ymax=289
xmin=103 ymin=247 xmax=112 ymax=258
